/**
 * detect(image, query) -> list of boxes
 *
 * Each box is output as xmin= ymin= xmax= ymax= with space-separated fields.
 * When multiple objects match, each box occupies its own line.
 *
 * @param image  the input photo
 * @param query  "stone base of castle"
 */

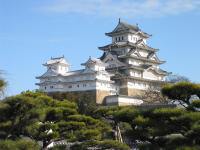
xmin=120 ymin=88 xmax=144 ymax=96
xmin=48 ymin=90 xmax=110 ymax=104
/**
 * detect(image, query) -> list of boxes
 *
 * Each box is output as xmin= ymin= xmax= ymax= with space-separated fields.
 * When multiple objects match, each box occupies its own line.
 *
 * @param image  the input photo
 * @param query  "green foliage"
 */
xmin=3 ymin=84 xmax=200 ymax=149
xmin=108 ymin=105 xmax=200 ymax=149
xmin=176 ymin=146 xmax=200 ymax=150
xmin=162 ymin=82 xmax=200 ymax=107
xmin=0 ymin=79 xmax=5 ymax=89
xmin=0 ymin=139 xmax=40 ymax=150
xmin=77 ymin=129 xmax=101 ymax=141
xmin=93 ymin=106 xmax=121 ymax=119
xmin=191 ymin=100 xmax=200 ymax=108
xmin=114 ymin=107 xmax=139 ymax=122
xmin=0 ymin=91 xmax=113 ymax=148
xmin=0 ymin=77 xmax=6 ymax=95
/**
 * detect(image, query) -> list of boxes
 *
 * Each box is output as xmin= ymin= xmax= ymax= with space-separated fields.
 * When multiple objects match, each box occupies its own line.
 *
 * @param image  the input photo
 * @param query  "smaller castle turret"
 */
xmin=81 ymin=57 xmax=106 ymax=71
xmin=43 ymin=56 xmax=69 ymax=75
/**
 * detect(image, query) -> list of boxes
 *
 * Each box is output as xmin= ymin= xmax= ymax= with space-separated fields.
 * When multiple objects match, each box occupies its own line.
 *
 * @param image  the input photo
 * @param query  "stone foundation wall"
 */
xmin=128 ymin=88 xmax=144 ymax=96
xmin=48 ymin=90 xmax=96 ymax=104
xmin=96 ymin=90 xmax=110 ymax=104
xmin=48 ymin=90 xmax=110 ymax=104
xmin=119 ymin=87 xmax=144 ymax=97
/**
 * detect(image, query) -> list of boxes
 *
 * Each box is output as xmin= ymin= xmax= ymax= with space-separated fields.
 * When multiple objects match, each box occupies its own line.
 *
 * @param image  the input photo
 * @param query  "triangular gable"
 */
xmin=149 ymin=54 xmax=160 ymax=62
xmin=40 ymin=69 xmax=59 ymax=78
xmin=138 ymin=40 xmax=146 ymax=46
xmin=142 ymin=66 xmax=165 ymax=80
xmin=113 ymin=22 xmax=127 ymax=32
xmin=82 ymin=57 xmax=105 ymax=67
xmin=129 ymin=48 xmax=141 ymax=57
xmin=145 ymin=67 xmax=165 ymax=76
xmin=102 ymin=53 xmax=126 ymax=68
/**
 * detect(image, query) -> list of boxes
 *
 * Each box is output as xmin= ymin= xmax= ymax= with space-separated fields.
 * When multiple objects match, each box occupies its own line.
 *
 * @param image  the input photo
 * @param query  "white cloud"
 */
xmin=40 ymin=0 xmax=200 ymax=18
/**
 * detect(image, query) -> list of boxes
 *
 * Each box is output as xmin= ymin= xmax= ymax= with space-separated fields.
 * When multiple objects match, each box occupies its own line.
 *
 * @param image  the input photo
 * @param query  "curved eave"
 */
xmin=113 ymin=76 xmax=166 ymax=83
xmin=119 ymin=55 xmax=165 ymax=64
xmin=158 ymin=71 xmax=171 ymax=76
xmin=36 ymin=79 xmax=115 ymax=86
xmin=128 ymin=76 xmax=166 ymax=83
xmin=151 ymin=70 xmax=169 ymax=76
xmin=43 ymin=62 xmax=69 ymax=67
xmin=36 ymin=75 xmax=59 ymax=79
xmin=105 ymin=30 xmax=151 ymax=38
xmin=98 ymin=43 xmax=158 ymax=52
xmin=120 ymin=66 xmax=144 ymax=71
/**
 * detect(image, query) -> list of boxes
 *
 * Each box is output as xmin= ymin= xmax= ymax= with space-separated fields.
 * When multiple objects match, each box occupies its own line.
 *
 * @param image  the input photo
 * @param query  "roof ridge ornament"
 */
xmin=118 ymin=18 xmax=121 ymax=23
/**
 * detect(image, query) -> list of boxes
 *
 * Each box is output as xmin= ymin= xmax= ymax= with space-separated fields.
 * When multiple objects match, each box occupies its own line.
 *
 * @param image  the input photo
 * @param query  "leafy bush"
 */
xmin=0 ymin=139 xmax=40 ymax=150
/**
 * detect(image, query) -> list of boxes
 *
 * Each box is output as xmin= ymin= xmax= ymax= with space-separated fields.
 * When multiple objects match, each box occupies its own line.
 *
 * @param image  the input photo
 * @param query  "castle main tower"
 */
xmin=99 ymin=20 xmax=169 ymax=96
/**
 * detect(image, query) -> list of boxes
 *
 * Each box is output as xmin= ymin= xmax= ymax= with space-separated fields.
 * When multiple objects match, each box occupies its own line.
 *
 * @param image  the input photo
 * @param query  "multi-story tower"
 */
xmin=99 ymin=20 xmax=169 ymax=96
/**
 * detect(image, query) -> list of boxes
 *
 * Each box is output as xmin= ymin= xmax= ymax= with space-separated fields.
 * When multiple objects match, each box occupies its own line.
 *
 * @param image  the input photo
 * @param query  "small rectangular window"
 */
xmin=68 ymin=85 xmax=72 ymax=88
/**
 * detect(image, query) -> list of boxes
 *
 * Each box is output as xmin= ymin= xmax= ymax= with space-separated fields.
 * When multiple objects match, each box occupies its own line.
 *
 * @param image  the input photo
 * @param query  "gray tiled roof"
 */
xmin=105 ymin=21 xmax=150 ymax=38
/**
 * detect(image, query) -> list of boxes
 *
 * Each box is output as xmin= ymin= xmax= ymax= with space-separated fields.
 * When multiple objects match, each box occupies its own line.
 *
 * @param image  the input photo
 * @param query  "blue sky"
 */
xmin=0 ymin=0 xmax=200 ymax=96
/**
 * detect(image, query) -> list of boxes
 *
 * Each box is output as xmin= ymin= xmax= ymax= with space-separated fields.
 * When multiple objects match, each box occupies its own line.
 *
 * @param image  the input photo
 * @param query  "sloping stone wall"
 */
xmin=48 ymin=91 xmax=96 ymax=103
xmin=48 ymin=90 xmax=110 ymax=104
xmin=128 ymin=88 xmax=144 ymax=96
xmin=96 ymin=90 xmax=110 ymax=104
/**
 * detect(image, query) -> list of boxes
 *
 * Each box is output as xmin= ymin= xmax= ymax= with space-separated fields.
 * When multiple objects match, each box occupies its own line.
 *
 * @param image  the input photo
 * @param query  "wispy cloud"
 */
xmin=39 ymin=0 xmax=200 ymax=18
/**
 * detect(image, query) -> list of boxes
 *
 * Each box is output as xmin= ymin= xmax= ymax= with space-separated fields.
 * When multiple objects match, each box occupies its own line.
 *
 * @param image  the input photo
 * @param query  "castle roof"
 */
xmin=36 ymin=68 xmax=59 ymax=79
xmin=105 ymin=21 xmax=151 ymax=38
xmin=118 ymin=54 xmax=165 ymax=64
xmin=43 ymin=56 xmax=69 ymax=66
xmin=120 ymin=64 xmax=152 ymax=71
xmin=81 ymin=57 xmax=106 ymax=66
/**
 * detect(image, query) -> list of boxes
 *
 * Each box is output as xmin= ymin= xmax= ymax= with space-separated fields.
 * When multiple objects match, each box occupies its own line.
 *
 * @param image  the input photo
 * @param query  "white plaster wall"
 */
xmin=48 ymin=64 xmax=68 ymax=75
xmin=128 ymin=34 xmax=139 ymax=43
xmin=129 ymin=70 xmax=142 ymax=77
xmin=96 ymin=73 xmax=110 ymax=81
xmin=96 ymin=81 xmax=117 ymax=93
xmin=118 ymin=97 xmax=143 ymax=105
xmin=41 ymin=81 xmax=96 ymax=92
xmin=106 ymin=96 xmax=143 ymax=106
xmin=112 ymin=34 xmax=128 ymax=43
xmin=127 ymin=81 xmax=149 ymax=90
xmin=128 ymin=59 xmax=141 ymax=66
xmin=40 ymin=79 xmax=117 ymax=93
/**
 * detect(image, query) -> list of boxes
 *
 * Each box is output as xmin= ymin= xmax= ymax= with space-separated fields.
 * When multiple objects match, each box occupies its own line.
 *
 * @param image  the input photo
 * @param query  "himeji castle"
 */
xmin=36 ymin=20 xmax=169 ymax=106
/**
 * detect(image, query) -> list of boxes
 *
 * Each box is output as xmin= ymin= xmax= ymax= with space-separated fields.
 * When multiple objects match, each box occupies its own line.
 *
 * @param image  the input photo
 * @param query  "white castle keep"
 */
xmin=36 ymin=20 xmax=169 ymax=106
